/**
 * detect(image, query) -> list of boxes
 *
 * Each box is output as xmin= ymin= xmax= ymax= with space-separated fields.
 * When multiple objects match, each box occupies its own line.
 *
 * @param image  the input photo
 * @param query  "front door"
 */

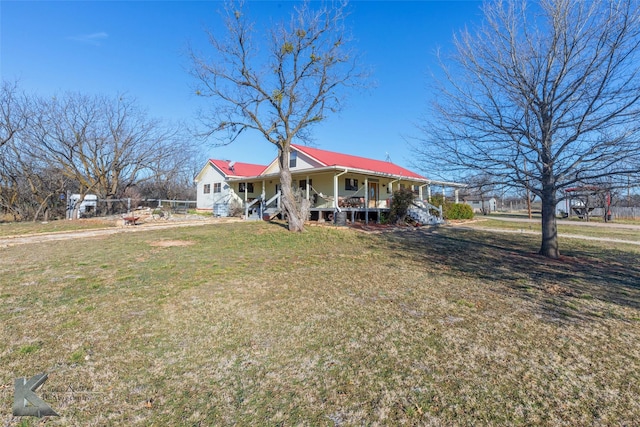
xmin=368 ymin=182 xmax=378 ymax=208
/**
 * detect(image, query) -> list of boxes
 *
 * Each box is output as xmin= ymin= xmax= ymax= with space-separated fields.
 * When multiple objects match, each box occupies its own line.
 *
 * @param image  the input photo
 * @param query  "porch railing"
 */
xmin=408 ymin=199 xmax=444 ymax=225
xmin=244 ymin=191 xmax=281 ymax=220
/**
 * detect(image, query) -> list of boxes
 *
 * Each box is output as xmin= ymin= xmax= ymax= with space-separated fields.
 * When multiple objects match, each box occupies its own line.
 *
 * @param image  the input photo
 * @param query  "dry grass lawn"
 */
xmin=1 ymin=221 xmax=639 ymax=426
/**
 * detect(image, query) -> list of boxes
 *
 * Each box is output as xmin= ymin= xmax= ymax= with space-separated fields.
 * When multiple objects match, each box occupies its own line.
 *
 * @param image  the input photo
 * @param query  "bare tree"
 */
xmin=0 ymin=140 xmax=68 ymax=221
xmin=190 ymin=0 xmax=367 ymax=231
xmin=26 ymin=92 xmax=190 ymax=216
xmin=9 ymin=141 xmax=70 ymax=221
xmin=0 ymin=81 xmax=29 ymax=150
xmin=465 ymin=173 xmax=497 ymax=215
xmin=0 ymin=143 xmax=22 ymax=220
xmin=139 ymin=150 xmax=200 ymax=200
xmin=415 ymin=0 xmax=640 ymax=258
xmin=0 ymin=82 xmax=30 ymax=220
xmin=419 ymin=0 xmax=640 ymax=258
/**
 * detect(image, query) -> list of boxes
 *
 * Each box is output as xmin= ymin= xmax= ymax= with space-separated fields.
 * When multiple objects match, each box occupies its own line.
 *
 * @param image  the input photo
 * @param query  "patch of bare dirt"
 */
xmin=544 ymin=284 xmax=574 ymax=296
xmin=149 ymin=240 xmax=195 ymax=247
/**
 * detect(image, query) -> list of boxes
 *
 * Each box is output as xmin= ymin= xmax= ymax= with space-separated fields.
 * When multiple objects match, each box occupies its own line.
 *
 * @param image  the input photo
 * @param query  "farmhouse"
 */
xmin=195 ymin=144 xmax=465 ymax=223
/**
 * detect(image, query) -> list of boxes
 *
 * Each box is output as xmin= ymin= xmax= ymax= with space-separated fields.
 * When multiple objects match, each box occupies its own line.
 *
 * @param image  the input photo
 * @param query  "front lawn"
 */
xmin=1 ymin=222 xmax=638 ymax=425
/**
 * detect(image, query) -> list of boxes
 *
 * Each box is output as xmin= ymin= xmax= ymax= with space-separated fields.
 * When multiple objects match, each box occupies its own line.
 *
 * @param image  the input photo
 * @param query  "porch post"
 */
xmin=333 ymin=175 xmax=339 ymax=210
xmin=455 ymin=189 xmax=459 ymax=204
xmin=427 ymin=185 xmax=432 ymax=202
xmin=261 ymin=180 xmax=266 ymax=218
xmin=388 ymin=179 xmax=399 ymax=198
xmin=334 ymin=170 xmax=349 ymax=214
xmin=306 ymin=176 xmax=310 ymax=201
xmin=364 ymin=177 xmax=369 ymax=225
xmin=419 ymin=184 xmax=428 ymax=202
xmin=442 ymin=186 xmax=445 ymax=201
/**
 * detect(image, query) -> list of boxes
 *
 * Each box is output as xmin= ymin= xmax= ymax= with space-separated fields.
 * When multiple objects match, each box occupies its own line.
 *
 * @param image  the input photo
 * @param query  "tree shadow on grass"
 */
xmin=379 ymin=226 xmax=640 ymax=322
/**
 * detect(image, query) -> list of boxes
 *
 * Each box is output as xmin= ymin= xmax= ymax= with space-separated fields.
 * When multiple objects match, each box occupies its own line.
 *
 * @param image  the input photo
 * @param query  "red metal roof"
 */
xmin=291 ymin=144 xmax=426 ymax=180
xmin=209 ymin=159 xmax=266 ymax=177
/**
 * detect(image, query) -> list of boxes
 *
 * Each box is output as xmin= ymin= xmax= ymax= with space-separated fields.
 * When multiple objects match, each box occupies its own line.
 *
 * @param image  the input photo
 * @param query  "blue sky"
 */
xmin=1 ymin=1 xmax=483 ymax=176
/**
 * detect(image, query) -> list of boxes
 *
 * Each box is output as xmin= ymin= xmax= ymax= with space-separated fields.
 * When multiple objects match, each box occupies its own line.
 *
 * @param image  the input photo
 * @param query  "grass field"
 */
xmin=1 ymin=221 xmax=639 ymax=425
xmin=463 ymin=217 xmax=640 ymax=242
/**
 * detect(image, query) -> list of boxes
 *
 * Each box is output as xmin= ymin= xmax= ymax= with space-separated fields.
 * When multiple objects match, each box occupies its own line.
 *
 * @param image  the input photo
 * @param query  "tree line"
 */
xmin=0 ymin=81 xmax=198 ymax=221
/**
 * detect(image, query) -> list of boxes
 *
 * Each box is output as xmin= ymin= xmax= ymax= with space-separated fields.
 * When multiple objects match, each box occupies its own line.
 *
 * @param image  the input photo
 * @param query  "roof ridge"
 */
xmin=290 ymin=144 xmax=426 ymax=180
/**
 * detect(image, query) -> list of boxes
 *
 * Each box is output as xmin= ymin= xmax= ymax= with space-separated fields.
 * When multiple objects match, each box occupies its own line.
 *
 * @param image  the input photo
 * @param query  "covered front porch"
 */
xmin=230 ymin=167 xmax=466 ymax=225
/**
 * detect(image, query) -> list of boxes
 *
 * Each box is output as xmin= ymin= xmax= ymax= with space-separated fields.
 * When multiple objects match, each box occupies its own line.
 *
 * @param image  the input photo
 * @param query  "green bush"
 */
xmin=444 ymin=202 xmax=474 ymax=220
xmin=428 ymin=194 xmax=474 ymax=220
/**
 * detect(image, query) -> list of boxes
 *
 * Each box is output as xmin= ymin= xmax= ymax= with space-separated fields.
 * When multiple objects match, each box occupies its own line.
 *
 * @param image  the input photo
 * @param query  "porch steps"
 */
xmin=262 ymin=207 xmax=281 ymax=221
xmin=245 ymin=191 xmax=282 ymax=221
xmin=247 ymin=208 xmax=280 ymax=221
xmin=408 ymin=200 xmax=444 ymax=225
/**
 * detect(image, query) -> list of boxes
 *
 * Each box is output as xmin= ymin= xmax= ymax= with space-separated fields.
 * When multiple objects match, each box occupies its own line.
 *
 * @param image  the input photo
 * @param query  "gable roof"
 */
xmin=208 ymin=159 xmax=266 ymax=177
xmin=291 ymin=144 xmax=426 ymax=180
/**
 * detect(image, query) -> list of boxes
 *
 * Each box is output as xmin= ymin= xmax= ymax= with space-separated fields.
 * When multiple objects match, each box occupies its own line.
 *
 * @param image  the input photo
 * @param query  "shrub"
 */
xmin=428 ymin=194 xmax=474 ymax=220
xmin=444 ymin=202 xmax=474 ymax=220
xmin=389 ymin=188 xmax=416 ymax=224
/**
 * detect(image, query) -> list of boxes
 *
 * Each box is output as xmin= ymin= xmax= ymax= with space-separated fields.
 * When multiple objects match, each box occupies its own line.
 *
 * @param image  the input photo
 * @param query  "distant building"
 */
xmin=465 ymin=197 xmax=497 ymax=214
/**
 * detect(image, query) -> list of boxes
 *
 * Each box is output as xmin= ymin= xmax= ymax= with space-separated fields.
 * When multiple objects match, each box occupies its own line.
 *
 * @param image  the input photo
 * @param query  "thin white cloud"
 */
xmin=68 ymin=32 xmax=109 ymax=46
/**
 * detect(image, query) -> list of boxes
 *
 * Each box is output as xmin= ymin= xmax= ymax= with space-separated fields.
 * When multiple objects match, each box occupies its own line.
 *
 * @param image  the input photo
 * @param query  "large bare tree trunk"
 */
xmin=278 ymin=145 xmax=305 ymax=232
xmin=32 ymin=193 xmax=52 ymax=222
xmin=539 ymin=185 xmax=559 ymax=258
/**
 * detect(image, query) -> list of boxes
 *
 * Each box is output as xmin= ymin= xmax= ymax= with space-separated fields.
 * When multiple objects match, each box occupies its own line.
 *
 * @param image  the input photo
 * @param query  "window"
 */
xmin=345 ymin=178 xmax=358 ymax=191
xmin=239 ymin=182 xmax=254 ymax=193
xmin=299 ymin=179 xmax=312 ymax=190
xmin=203 ymin=184 xmax=211 ymax=194
xmin=213 ymin=183 xmax=222 ymax=193
xmin=289 ymin=151 xmax=297 ymax=168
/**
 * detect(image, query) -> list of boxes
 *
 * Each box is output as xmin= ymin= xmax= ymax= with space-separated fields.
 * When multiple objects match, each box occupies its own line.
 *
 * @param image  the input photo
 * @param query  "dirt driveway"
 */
xmin=0 ymin=217 xmax=242 ymax=249
xmin=2 ymin=215 xmax=639 ymax=249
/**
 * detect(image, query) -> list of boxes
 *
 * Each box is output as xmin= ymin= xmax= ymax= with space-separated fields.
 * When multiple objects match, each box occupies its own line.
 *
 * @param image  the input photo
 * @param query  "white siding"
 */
xmin=262 ymin=148 xmax=325 ymax=175
xmin=195 ymin=164 xmax=230 ymax=212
